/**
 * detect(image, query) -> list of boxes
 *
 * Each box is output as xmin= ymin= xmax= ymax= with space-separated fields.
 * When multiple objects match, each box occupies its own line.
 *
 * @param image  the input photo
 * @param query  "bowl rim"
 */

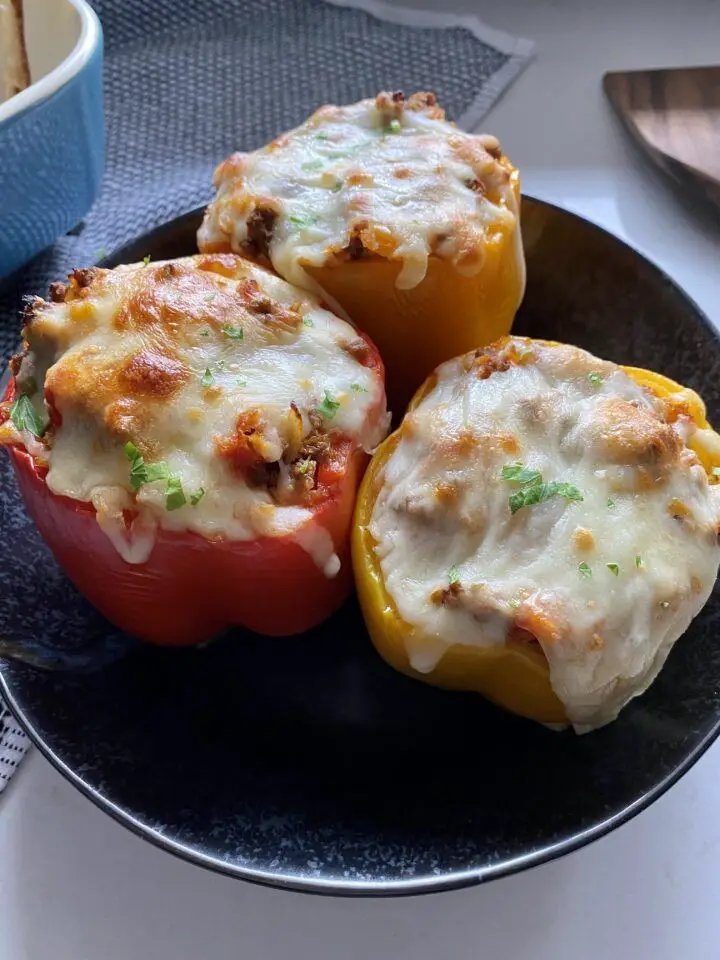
xmin=2 ymin=195 xmax=720 ymax=897
xmin=0 ymin=0 xmax=101 ymax=127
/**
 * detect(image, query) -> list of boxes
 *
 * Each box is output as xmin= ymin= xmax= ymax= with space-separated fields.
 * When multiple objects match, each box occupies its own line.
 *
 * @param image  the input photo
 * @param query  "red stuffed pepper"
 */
xmin=0 ymin=254 xmax=388 ymax=645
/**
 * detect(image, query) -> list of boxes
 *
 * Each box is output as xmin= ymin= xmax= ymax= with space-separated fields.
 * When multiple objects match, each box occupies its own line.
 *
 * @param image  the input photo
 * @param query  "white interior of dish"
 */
xmin=0 ymin=0 xmax=100 ymax=125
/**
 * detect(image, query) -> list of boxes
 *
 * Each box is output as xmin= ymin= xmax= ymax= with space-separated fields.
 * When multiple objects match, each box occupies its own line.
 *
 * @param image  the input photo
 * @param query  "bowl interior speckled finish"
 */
xmin=2 ymin=197 xmax=720 ymax=896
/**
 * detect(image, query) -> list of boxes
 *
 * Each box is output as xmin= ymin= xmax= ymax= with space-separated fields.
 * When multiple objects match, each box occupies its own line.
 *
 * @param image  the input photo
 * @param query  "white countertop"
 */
xmin=3 ymin=1 xmax=720 ymax=957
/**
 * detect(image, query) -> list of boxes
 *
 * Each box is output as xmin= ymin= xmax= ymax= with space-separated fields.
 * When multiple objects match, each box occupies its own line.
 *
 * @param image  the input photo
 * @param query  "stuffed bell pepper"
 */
xmin=0 ymin=253 xmax=388 ymax=645
xmin=198 ymin=91 xmax=524 ymax=415
xmin=353 ymin=336 xmax=720 ymax=731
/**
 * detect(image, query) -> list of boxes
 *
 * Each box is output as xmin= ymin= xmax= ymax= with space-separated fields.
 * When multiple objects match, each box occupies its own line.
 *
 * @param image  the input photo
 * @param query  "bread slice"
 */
xmin=0 ymin=0 xmax=30 ymax=105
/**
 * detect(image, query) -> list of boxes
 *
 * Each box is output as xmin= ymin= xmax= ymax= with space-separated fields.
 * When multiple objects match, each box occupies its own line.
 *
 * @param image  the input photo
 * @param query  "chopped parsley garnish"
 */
xmin=165 ymin=476 xmax=186 ymax=511
xmin=635 ymin=555 xmax=643 ymax=568
xmin=303 ymin=316 xmax=315 ymax=327
xmin=713 ymin=466 xmax=720 ymax=477
xmin=301 ymin=160 xmax=324 ymax=171
xmin=331 ymin=181 xmax=343 ymax=192
xmin=351 ymin=382 xmax=368 ymax=393
xmin=142 ymin=254 xmax=151 ymax=267
xmin=9 ymin=394 xmax=45 ymax=438
xmin=315 ymin=132 xmax=329 ymax=141
xmin=295 ymin=459 xmax=313 ymax=475
xmin=509 ymin=481 xmax=583 ymax=515
xmin=448 ymin=565 xmax=460 ymax=586
xmin=190 ymin=488 xmax=205 ymax=506
xmin=501 ymin=463 xmax=542 ymax=486
xmin=606 ymin=563 xmax=620 ymax=576
xmin=386 ymin=119 xmax=402 ymax=134
xmin=237 ymin=378 xmax=248 ymax=388
xmin=288 ymin=214 xmax=317 ymax=227
xmin=201 ymin=368 xmax=214 ymax=388
xmin=124 ymin=440 xmax=141 ymax=461
xmin=607 ymin=497 xmax=616 ymax=508
xmin=145 ymin=462 xmax=169 ymax=483
xmin=578 ymin=562 xmax=592 ymax=578
xmin=587 ymin=372 xmax=604 ymax=386
xmin=317 ymin=390 xmax=341 ymax=420
xmin=124 ymin=442 xmax=147 ymax=491
xmin=199 ymin=328 xmax=211 ymax=337
xmin=222 ymin=324 xmax=243 ymax=340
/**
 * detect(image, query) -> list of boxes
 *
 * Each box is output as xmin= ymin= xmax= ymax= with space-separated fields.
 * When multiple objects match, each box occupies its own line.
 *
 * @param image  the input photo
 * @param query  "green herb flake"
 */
xmin=142 ymin=254 xmax=151 ymax=267
xmin=165 ymin=476 xmax=186 ymax=511
xmin=331 ymin=181 xmax=343 ymax=193
xmin=386 ymin=119 xmax=402 ymax=134
xmin=190 ymin=487 xmax=205 ymax=506
xmin=587 ymin=372 xmax=604 ymax=386
xmin=508 ymin=598 xmax=520 ymax=610
xmin=201 ymin=368 xmax=214 ymax=388
xmin=509 ymin=482 xmax=583 ymax=515
xmin=124 ymin=441 xmax=141 ymax=462
xmin=607 ymin=497 xmax=616 ymax=508
xmin=351 ymin=382 xmax=368 ymax=393
xmin=635 ymin=555 xmax=643 ymax=568
xmin=303 ymin=316 xmax=315 ymax=327
xmin=713 ymin=466 xmax=720 ymax=477
xmin=128 ymin=456 xmax=148 ymax=492
xmin=199 ymin=328 xmax=211 ymax=337
xmin=9 ymin=394 xmax=46 ymax=439
xmin=237 ymin=378 xmax=248 ymax=388
xmin=315 ymin=132 xmax=329 ymax=141
xmin=295 ymin=459 xmax=313 ymax=475
xmin=578 ymin=562 xmax=592 ymax=578
xmin=301 ymin=160 xmax=324 ymax=172
xmin=448 ymin=565 xmax=460 ymax=586
xmin=607 ymin=563 xmax=620 ymax=577
xmin=501 ymin=463 xmax=542 ymax=486
xmin=222 ymin=323 xmax=243 ymax=340
xmin=318 ymin=390 xmax=341 ymax=420
xmin=145 ymin=462 xmax=169 ymax=484
xmin=288 ymin=214 xmax=317 ymax=227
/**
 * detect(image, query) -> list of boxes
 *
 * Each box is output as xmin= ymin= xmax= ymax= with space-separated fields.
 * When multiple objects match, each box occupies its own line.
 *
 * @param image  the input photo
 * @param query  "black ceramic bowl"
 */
xmin=2 ymin=198 xmax=720 ymax=896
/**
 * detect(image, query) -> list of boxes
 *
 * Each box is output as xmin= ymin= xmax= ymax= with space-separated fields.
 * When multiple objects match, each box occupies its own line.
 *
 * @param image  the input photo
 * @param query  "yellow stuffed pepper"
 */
xmin=198 ymin=91 xmax=524 ymax=415
xmin=353 ymin=337 xmax=720 ymax=732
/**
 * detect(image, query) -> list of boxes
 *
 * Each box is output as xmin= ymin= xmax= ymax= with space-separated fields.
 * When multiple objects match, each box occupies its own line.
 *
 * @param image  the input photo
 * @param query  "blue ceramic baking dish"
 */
xmin=0 ymin=0 xmax=104 ymax=278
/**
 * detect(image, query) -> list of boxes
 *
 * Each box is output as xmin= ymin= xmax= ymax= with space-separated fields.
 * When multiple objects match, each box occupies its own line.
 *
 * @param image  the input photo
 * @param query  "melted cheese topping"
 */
xmin=2 ymin=254 xmax=388 ymax=567
xmin=369 ymin=338 xmax=720 ymax=731
xmin=198 ymin=91 xmax=522 ymax=293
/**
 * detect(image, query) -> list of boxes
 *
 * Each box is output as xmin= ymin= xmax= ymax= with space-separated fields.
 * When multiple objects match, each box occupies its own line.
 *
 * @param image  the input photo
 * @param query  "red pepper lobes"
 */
xmin=3 ymin=340 xmax=386 ymax=645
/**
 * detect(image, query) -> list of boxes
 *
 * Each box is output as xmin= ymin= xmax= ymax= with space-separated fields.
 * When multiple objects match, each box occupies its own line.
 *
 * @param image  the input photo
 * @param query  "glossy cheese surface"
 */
xmin=1 ymin=254 xmax=387 ymax=564
xmin=369 ymin=338 xmax=720 ymax=730
xmin=198 ymin=91 xmax=522 ymax=294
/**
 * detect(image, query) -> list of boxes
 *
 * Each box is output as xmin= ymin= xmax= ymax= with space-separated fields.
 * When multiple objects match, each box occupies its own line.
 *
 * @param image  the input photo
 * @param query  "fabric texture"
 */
xmin=0 ymin=0 xmax=533 ymax=789
xmin=0 ymin=705 xmax=30 ymax=795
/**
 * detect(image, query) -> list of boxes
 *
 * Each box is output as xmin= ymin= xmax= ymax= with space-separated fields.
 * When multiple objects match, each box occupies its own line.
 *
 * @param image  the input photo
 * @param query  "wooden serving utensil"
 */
xmin=603 ymin=65 xmax=720 ymax=212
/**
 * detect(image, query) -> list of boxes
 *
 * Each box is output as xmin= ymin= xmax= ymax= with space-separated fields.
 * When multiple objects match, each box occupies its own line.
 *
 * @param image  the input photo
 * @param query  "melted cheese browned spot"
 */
xmin=198 ymin=90 xmax=523 ymax=293
xmin=369 ymin=337 xmax=720 ymax=731
xmin=2 ymin=254 xmax=388 ymax=567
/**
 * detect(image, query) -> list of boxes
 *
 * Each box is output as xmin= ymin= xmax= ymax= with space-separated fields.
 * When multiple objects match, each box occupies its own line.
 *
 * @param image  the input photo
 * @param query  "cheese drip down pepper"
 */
xmin=353 ymin=337 xmax=720 ymax=730
xmin=198 ymin=90 xmax=525 ymax=416
xmin=0 ymin=254 xmax=388 ymax=644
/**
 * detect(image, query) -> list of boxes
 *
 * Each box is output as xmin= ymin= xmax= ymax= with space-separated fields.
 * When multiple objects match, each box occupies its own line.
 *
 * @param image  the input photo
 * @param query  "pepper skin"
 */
xmin=352 ymin=343 xmax=720 ymax=724
xmin=307 ymin=167 xmax=524 ymax=417
xmin=3 ymin=338 xmax=386 ymax=646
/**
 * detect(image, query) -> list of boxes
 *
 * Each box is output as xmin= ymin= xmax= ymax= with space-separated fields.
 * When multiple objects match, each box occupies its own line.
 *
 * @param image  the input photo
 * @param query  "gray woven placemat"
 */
xmin=0 ymin=0 xmax=533 ymax=790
